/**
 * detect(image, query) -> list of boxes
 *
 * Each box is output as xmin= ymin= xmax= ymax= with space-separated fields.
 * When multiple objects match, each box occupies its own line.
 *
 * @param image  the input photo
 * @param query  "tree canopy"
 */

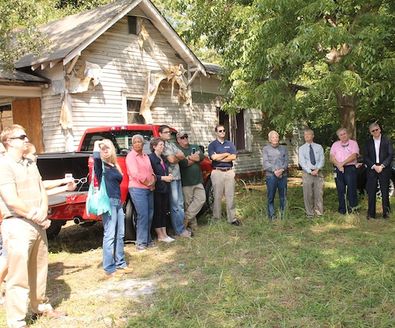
xmin=178 ymin=0 xmax=395 ymax=139
xmin=1 ymin=0 xmax=394 ymax=140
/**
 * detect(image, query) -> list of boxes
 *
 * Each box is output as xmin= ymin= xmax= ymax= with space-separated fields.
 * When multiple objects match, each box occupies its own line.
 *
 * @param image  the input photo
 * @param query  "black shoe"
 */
xmin=383 ymin=213 xmax=389 ymax=219
xmin=231 ymin=219 xmax=242 ymax=226
xmin=366 ymin=215 xmax=375 ymax=220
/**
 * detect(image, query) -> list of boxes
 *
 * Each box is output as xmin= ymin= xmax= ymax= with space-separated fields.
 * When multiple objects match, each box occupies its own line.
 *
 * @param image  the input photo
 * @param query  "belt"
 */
xmin=214 ymin=167 xmax=233 ymax=171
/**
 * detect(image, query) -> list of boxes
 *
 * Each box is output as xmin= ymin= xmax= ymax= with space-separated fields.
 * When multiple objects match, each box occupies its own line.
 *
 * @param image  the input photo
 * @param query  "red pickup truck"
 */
xmin=38 ymin=125 xmax=213 ymax=240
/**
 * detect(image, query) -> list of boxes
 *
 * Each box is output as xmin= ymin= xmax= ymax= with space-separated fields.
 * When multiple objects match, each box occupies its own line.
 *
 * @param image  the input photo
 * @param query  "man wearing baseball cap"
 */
xmin=176 ymin=131 xmax=206 ymax=232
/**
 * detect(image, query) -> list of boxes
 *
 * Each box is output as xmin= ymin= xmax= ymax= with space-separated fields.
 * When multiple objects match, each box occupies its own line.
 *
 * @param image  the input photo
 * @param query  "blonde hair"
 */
xmin=0 ymin=124 xmax=25 ymax=147
xmin=99 ymin=139 xmax=122 ymax=174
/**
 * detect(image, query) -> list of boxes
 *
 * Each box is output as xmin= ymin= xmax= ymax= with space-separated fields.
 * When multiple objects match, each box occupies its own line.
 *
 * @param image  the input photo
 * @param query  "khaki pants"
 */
xmin=210 ymin=169 xmax=236 ymax=223
xmin=183 ymin=183 xmax=206 ymax=230
xmin=2 ymin=218 xmax=49 ymax=328
xmin=302 ymin=172 xmax=324 ymax=217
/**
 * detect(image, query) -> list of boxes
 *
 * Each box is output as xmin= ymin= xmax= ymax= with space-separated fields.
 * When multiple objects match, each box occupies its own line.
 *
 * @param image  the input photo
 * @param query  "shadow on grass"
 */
xmin=48 ymin=222 xmax=103 ymax=254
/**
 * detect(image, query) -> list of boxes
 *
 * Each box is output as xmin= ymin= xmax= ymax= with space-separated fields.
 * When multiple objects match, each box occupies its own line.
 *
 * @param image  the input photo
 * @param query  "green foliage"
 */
xmin=180 ymin=0 xmax=395 ymax=137
xmin=0 ymin=0 xmax=111 ymax=69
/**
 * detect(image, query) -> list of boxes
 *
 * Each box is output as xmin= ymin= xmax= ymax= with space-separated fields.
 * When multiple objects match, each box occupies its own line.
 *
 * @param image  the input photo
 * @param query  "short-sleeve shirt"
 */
xmin=208 ymin=139 xmax=237 ymax=169
xmin=177 ymin=143 xmax=204 ymax=186
xmin=162 ymin=141 xmax=181 ymax=180
xmin=0 ymin=155 xmax=43 ymax=219
xmin=330 ymin=139 xmax=359 ymax=165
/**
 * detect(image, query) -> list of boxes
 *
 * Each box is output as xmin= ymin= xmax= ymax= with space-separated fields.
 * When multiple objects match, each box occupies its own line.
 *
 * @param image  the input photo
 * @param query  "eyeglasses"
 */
xmin=74 ymin=177 xmax=88 ymax=185
xmin=370 ymin=128 xmax=379 ymax=133
xmin=162 ymin=131 xmax=171 ymax=134
xmin=9 ymin=134 xmax=28 ymax=140
xmin=217 ymin=130 xmax=226 ymax=133
xmin=180 ymin=135 xmax=188 ymax=139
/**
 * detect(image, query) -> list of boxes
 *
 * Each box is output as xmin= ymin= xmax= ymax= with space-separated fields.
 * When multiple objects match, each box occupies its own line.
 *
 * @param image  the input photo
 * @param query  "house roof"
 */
xmin=0 ymin=68 xmax=48 ymax=84
xmin=15 ymin=0 xmax=206 ymax=74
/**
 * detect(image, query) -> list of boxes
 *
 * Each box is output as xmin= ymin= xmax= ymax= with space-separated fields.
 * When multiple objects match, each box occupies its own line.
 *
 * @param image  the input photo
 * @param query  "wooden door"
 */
xmin=12 ymin=98 xmax=44 ymax=153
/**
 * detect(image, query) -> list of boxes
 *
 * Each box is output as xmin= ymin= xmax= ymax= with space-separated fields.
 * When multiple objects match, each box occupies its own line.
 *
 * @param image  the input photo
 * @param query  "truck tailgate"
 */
xmin=48 ymin=191 xmax=88 ymax=207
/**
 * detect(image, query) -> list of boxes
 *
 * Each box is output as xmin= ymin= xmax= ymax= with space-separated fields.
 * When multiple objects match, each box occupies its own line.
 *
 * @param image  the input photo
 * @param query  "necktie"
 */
xmin=309 ymin=144 xmax=316 ymax=166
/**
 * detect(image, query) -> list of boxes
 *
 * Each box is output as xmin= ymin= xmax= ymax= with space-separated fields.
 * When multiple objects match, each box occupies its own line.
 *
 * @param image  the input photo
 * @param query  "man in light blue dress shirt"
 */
xmin=298 ymin=129 xmax=325 ymax=217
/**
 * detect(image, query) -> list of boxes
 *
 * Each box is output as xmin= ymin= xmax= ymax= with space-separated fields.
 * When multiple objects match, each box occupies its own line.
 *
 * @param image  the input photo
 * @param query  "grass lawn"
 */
xmin=0 ymin=180 xmax=394 ymax=327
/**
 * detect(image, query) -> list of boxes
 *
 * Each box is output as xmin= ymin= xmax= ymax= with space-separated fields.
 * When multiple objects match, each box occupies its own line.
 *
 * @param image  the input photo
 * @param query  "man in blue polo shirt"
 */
xmin=208 ymin=125 xmax=241 ymax=226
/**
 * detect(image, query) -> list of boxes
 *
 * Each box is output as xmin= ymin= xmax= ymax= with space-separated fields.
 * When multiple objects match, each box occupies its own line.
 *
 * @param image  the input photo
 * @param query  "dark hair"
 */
xmin=159 ymin=125 xmax=171 ymax=133
xmin=150 ymin=137 xmax=164 ymax=152
xmin=215 ymin=124 xmax=224 ymax=132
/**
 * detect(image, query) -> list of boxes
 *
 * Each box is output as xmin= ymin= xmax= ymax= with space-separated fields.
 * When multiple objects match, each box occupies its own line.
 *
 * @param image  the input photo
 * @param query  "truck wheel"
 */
xmin=198 ymin=178 xmax=214 ymax=216
xmin=124 ymin=198 xmax=137 ymax=242
xmin=46 ymin=220 xmax=65 ymax=239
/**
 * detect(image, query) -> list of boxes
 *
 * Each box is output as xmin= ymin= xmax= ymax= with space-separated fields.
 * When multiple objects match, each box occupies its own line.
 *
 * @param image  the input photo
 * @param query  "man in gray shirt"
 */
xmin=262 ymin=130 xmax=288 ymax=220
xmin=298 ymin=129 xmax=325 ymax=218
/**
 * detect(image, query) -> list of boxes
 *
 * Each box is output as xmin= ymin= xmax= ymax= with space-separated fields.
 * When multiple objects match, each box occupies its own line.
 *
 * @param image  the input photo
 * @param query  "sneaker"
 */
xmin=35 ymin=309 xmax=67 ymax=319
xmin=158 ymin=236 xmax=175 ymax=243
xmin=231 ymin=219 xmax=242 ymax=226
xmin=117 ymin=266 xmax=133 ymax=274
xmin=136 ymin=245 xmax=147 ymax=252
xmin=179 ymin=230 xmax=192 ymax=238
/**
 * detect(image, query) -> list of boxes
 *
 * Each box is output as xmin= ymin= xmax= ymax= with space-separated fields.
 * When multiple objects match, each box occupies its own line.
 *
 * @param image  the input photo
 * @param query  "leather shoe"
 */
xmin=231 ymin=219 xmax=242 ymax=226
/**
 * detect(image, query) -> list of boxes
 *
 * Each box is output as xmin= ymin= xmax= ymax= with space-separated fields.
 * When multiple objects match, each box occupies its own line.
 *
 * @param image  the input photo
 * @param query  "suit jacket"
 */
xmin=148 ymin=152 xmax=170 ymax=194
xmin=364 ymin=135 xmax=393 ymax=170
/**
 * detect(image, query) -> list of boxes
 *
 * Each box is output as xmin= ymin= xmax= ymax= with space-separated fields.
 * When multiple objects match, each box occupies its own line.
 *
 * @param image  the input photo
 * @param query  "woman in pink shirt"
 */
xmin=126 ymin=135 xmax=156 ymax=251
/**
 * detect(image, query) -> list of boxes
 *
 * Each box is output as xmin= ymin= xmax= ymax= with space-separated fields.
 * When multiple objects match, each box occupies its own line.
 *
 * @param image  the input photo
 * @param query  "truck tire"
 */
xmin=124 ymin=198 xmax=137 ymax=242
xmin=198 ymin=178 xmax=214 ymax=216
xmin=46 ymin=220 xmax=65 ymax=239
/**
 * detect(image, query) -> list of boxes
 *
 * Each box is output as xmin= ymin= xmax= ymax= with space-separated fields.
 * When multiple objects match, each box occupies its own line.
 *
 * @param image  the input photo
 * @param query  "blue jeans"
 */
xmin=334 ymin=165 xmax=358 ymax=214
xmin=102 ymin=198 xmax=126 ymax=274
xmin=266 ymin=175 xmax=287 ymax=219
xmin=129 ymin=187 xmax=154 ymax=246
xmin=169 ymin=179 xmax=185 ymax=235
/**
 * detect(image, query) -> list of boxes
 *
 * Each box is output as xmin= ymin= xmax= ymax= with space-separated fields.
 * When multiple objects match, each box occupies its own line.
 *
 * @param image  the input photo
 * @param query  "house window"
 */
xmin=128 ymin=16 xmax=138 ymax=35
xmin=127 ymin=99 xmax=145 ymax=124
xmin=0 ymin=104 xmax=12 ymax=131
xmin=217 ymin=108 xmax=247 ymax=151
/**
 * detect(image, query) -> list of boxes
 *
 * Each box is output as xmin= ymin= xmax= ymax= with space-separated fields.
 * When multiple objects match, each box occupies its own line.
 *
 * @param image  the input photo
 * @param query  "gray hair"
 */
xmin=336 ymin=128 xmax=348 ymax=136
xmin=304 ymin=128 xmax=314 ymax=135
xmin=131 ymin=134 xmax=144 ymax=144
xmin=368 ymin=122 xmax=380 ymax=131
xmin=268 ymin=130 xmax=279 ymax=141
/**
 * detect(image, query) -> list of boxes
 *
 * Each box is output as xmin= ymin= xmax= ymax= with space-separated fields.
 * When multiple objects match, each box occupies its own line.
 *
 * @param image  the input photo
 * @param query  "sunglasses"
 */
xmin=180 ymin=135 xmax=188 ymax=139
xmin=9 ymin=134 xmax=28 ymax=140
xmin=370 ymin=128 xmax=379 ymax=133
xmin=217 ymin=129 xmax=226 ymax=133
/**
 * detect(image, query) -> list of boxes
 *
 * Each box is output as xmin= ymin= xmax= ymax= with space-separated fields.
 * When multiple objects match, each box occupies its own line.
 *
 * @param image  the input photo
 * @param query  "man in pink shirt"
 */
xmin=330 ymin=128 xmax=360 ymax=214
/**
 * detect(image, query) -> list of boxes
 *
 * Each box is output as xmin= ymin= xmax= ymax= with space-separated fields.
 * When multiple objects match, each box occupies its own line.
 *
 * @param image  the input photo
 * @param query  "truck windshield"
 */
xmin=80 ymin=130 xmax=154 ymax=155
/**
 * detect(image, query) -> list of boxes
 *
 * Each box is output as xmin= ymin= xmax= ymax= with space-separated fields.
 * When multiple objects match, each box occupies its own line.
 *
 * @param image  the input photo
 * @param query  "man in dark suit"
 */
xmin=364 ymin=123 xmax=393 ymax=219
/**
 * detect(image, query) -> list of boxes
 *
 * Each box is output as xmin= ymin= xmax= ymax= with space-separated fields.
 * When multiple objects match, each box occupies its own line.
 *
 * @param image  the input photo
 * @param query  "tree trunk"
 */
xmin=336 ymin=92 xmax=357 ymax=139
